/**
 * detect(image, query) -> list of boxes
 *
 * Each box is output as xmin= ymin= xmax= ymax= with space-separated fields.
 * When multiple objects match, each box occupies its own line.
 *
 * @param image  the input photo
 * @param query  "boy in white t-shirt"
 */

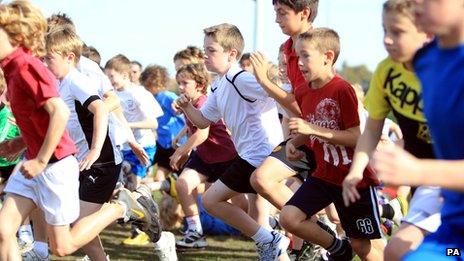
xmin=105 ymin=54 xmax=163 ymax=190
xmin=174 ymin=23 xmax=287 ymax=260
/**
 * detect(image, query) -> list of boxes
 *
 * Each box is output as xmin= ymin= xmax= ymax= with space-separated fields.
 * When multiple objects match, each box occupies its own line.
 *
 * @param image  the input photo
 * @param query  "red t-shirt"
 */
xmin=298 ymin=76 xmax=378 ymax=188
xmin=186 ymin=95 xmax=237 ymax=164
xmin=283 ymin=37 xmax=310 ymax=109
xmin=1 ymin=48 xmax=76 ymax=160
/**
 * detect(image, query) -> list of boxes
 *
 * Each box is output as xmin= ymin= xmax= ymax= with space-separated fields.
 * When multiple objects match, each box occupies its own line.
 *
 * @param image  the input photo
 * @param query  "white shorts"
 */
xmin=403 ymin=186 xmax=442 ymax=233
xmin=4 ymin=156 xmax=80 ymax=226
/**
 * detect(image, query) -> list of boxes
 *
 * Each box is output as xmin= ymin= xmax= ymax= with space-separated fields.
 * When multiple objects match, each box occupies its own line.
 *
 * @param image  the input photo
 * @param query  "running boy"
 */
xmin=279 ymin=28 xmax=383 ymax=261
xmin=342 ymin=1 xmax=436 ymax=260
xmin=373 ymin=0 xmax=464 ymax=259
xmin=172 ymin=63 xmax=237 ymax=249
xmin=174 ymin=23 xmax=287 ymax=260
xmin=0 ymin=1 xmax=159 ymax=259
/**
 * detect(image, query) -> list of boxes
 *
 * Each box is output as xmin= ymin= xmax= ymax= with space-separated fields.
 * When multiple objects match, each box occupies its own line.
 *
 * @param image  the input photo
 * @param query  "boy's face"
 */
xmin=176 ymin=73 xmax=201 ymax=100
xmin=295 ymin=40 xmax=328 ymax=83
xmin=414 ymin=0 xmax=464 ymax=35
xmin=44 ymin=52 xmax=73 ymax=80
xmin=130 ymin=64 xmax=141 ymax=84
xmin=203 ymin=36 xmax=233 ymax=75
xmin=274 ymin=3 xmax=308 ymax=37
xmin=383 ymin=11 xmax=428 ymax=63
xmin=105 ymin=68 xmax=128 ymax=91
xmin=278 ymin=51 xmax=289 ymax=83
xmin=239 ymin=59 xmax=253 ymax=73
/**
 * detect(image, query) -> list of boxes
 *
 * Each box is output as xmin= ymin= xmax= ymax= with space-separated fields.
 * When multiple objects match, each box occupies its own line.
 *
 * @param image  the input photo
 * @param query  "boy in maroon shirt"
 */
xmin=0 ymin=1 xmax=159 ymax=259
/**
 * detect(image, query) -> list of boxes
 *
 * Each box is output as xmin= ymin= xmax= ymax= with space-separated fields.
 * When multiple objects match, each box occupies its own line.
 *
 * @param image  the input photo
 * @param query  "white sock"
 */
xmin=186 ymin=215 xmax=203 ymax=234
xmin=18 ymin=224 xmax=34 ymax=243
xmin=251 ymin=227 xmax=273 ymax=244
xmin=34 ymin=241 xmax=49 ymax=258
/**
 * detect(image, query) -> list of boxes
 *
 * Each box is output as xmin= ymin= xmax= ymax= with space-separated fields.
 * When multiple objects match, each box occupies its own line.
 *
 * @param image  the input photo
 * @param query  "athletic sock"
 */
xmin=186 ymin=215 xmax=203 ymax=234
xmin=326 ymin=237 xmax=343 ymax=254
xmin=18 ymin=224 xmax=34 ymax=244
xmin=251 ymin=226 xmax=273 ymax=244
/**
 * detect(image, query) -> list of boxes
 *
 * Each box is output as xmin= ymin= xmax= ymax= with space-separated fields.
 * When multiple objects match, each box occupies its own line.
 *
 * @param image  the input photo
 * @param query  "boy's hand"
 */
xmin=250 ymin=52 xmax=271 ymax=84
xmin=174 ymin=94 xmax=192 ymax=109
xmin=288 ymin=117 xmax=313 ymax=136
xmin=373 ymin=145 xmax=423 ymax=186
xmin=171 ymin=100 xmax=183 ymax=115
xmin=285 ymin=141 xmax=304 ymax=161
xmin=342 ymin=171 xmax=363 ymax=206
xmin=169 ymin=150 xmax=189 ymax=171
xmin=128 ymin=141 xmax=150 ymax=166
xmin=171 ymin=136 xmax=181 ymax=150
xmin=20 ymin=158 xmax=47 ymax=179
xmin=79 ymin=148 xmax=100 ymax=171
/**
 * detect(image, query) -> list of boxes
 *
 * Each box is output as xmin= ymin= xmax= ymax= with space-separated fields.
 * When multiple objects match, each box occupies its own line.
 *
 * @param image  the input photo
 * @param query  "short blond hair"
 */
xmin=0 ymin=1 xmax=47 ymax=57
xmin=104 ymin=54 xmax=131 ymax=74
xmin=298 ymin=27 xmax=340 ymax=64
xmin=46 ymin=28 xmax=83 ymax=64
xmin=173 ymin=46 xmax=205 ymax=64
xmin=203 ymin=23 xmax=244 ymax=58
xmin=383 ymin=0 xmax=415 ymax=22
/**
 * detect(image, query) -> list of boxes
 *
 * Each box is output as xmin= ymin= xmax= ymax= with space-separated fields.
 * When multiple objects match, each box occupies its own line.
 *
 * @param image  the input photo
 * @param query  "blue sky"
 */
xmin=31 ymin=0 xmax=387 ymax=76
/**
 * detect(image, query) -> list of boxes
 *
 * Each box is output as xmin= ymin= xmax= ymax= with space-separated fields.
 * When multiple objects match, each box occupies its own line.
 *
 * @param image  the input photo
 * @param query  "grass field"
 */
xmin=54 ymin=225 xmax=258 ymax=261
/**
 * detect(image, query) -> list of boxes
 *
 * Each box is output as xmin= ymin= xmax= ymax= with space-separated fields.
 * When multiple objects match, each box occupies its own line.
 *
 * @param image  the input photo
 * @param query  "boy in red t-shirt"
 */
xmin=280 ymin=28 xmax=384 ymax=261
xmin=0 ymin=2 xmax=158 ymax=259
xmin=171 ymin=63 xmax=238 ymax=249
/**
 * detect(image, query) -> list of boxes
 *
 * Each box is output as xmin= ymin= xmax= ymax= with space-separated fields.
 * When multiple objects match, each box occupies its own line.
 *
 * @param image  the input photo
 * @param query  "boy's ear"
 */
xmin=300 ymin=6 xmax=311 ymax=22
xmin=228 ymin=48 xmax=239 ymax=61
xmin=66 ymin=52 xmax=76 ymax=64
xmin=324 ymin=50 xmax=335 ymax=65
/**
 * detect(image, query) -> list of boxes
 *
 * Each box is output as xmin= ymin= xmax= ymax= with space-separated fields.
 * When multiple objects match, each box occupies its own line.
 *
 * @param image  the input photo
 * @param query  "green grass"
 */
xmin=53 ymin=225 xmax=257 ymax=260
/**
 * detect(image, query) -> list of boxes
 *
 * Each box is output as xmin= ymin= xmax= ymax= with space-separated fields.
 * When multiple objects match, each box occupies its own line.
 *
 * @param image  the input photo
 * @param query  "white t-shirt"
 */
xmin=59 ymin=69 xmax=120 ymax=164
xmin=117 ymin=85 xmax=163 ymax=149
xmin=200 ymin=64 xmax=283 ymax=167
xmin=77 ymin=56 xmax=126 ymax=157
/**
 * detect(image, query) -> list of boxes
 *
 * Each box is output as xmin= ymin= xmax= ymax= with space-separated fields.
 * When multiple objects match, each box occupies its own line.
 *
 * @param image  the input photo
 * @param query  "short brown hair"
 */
xmin=46 ymin=28 xmax=83 ymax=64
xmin=298 ymin=28 xmax=340 ymax=64
xmin=104 ymin=54 xmax=131 ymax=74
xmin=203 ymin=23 xmax=244 ymax=58
xmin=0 ymin=0 xmax=48 ymax=57
xmin=47 ymin=12 xmax=75 ymax=33
xmin=176 ymin=63 xmax=210 ymax=94
xmin=140 ymin=65 xmax=169 ymax=90
xmin=273 ymin=0 xmax=319 ymax=22
xmin=82 ymin=45 xmax=101 ymax=66
xmin=383 ymin=0 xmax=415 ymax=22
xmin=173 ymin=46 xmax=205 ymax=64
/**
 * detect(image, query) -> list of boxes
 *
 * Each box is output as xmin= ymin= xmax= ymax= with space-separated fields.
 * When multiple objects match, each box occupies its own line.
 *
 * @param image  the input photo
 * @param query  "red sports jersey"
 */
xmin=298 ymin=76 xmax=378 ymax=187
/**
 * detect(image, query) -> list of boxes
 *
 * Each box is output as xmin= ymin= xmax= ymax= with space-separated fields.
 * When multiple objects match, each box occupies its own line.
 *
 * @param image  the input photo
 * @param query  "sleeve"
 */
xmin=233 ymin=72 xmax=269 ymax=101
xmin=365 ymin=61 xmax=391 ymax=120
xmin=200 ymin=93 xmax=221 ymax=123
xmin=71 ymin=75 xmax=101 ymax=108
xmin=136 ymin=89 xmax=164 ymax=120
xmin=338 ymin=83 xmax=360 ymax=130
xmin=19 ymin=62 xmax=60 ymax=109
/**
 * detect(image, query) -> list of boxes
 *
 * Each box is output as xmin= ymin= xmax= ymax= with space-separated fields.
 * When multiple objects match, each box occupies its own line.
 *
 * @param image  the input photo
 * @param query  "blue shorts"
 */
xmin=122 ymin=145 xmax=156 ymax=178
xmin=405 ymin=225 xmax=464 ymax=260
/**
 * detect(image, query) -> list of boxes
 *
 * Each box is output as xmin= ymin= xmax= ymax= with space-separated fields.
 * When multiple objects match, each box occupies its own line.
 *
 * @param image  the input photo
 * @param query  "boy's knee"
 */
xmin=250 ymin=170 xmax=269 ymax=193
xmin=350 ymin=239 xmax=371 ymax=259
xmin=50 ymin=244 xmax=74 ymax=257
xmin=176 ymin=176 xmax=189 ymax=193
xmin=279 ymin=210 xmax=297 ymax=233
xmin=385 ymin=237 xmax=409 ymax=261
xmin=201 ymin=193 xmax=215 ymax=213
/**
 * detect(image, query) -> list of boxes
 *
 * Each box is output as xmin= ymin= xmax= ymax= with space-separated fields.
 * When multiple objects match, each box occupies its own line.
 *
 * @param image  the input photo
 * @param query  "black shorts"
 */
xmin=286 ymin=176 xmax=382 ymax=239
xmin=184 ymin=151 xmax=236 ymax=183
xmin=219 ymin=157 xmax=257 ymax=194
xmin=269 ymin=139 xmax=316 ymax=181
xmin=0 ymin=165 xmax=16 ymax=181
xmin=79 ymin=163 xmax=121 ymax=204
xmin=152 ymin=142 xmax=176 ymax=172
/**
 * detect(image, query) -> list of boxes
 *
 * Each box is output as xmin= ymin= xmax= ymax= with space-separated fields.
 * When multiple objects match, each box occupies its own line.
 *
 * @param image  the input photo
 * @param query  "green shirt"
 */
xmin=0 ymin=104 xmax=21 ymax=166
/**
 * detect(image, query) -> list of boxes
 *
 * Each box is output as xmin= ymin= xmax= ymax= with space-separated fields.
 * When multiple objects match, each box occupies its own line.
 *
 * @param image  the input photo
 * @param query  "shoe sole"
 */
xmin=135 ymin=195 xmax=162 ymax=243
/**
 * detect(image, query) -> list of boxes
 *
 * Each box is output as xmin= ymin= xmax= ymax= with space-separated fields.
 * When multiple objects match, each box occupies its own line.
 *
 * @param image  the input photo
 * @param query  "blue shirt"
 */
xmin=414 ymin=39 xmax=464 ymax=232
xmin=154 ymin=91 xmax=185 ymax=149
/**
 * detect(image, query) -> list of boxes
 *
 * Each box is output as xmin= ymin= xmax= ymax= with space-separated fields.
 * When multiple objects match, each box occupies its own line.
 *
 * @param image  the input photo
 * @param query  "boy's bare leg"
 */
xmin=384 ymin=223 xmax=427 ymax=261
xmin=0 ymin=194 xmax=36 ymax=261
xmin=202 ymin=180 xmax=260 ymax=237
xmin=251 ymin=157 xmax=296 ymax=209
xmin=154 ymin=166 xmax=170 ymax=182
xmin=247 ymin=194 xmax=272 ymax=230
xmin=350 ymin=238 xmax=384 ymax=261
xmin=78 ymin=201 xmax=108 ymax=261
xmin=176 ymin=168 xmax=206 ymax=217
xmin=46 ymin=202 xmax=124 ymax=257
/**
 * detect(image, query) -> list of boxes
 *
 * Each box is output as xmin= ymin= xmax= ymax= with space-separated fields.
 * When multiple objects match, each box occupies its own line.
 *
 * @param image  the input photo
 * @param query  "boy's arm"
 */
xmin=172 ymin=126 xmax=188 ymax=150
xmin=374 ymin=145 xmax=464 ymax=192
xmin=250 ymin=52 xmax=301 ymax=116
xmin=20 ymin=97 xmax=70 ymax=179
xmin=128 ymin=118 xmax=158 ymax=130
xmin=129 ymin=92 xmax=162 ymax=130
xmin=102 ymin=90 xmax=120 ymax=112
xmin=175 ymin=94 xmax=212 ymax=129
xmin=342 ymin=117 xmax=384 ymax=206
xmin=288 ymin=117 xmax=360 ymax=147
xmin=79 ymin=98 xmax=109 ymax=171
xmin=170 ymin=127 xmax=209 ymax=170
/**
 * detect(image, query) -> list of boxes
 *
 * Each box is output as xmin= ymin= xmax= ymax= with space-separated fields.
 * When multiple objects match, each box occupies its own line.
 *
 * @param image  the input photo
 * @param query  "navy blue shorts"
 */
xmin=184 ymin=151 xmax=236 ymax=183
xmin=219 ymin=157 xmax=257 ymax=194
xmin=286 ymin=176 xmax=382 ymax=239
